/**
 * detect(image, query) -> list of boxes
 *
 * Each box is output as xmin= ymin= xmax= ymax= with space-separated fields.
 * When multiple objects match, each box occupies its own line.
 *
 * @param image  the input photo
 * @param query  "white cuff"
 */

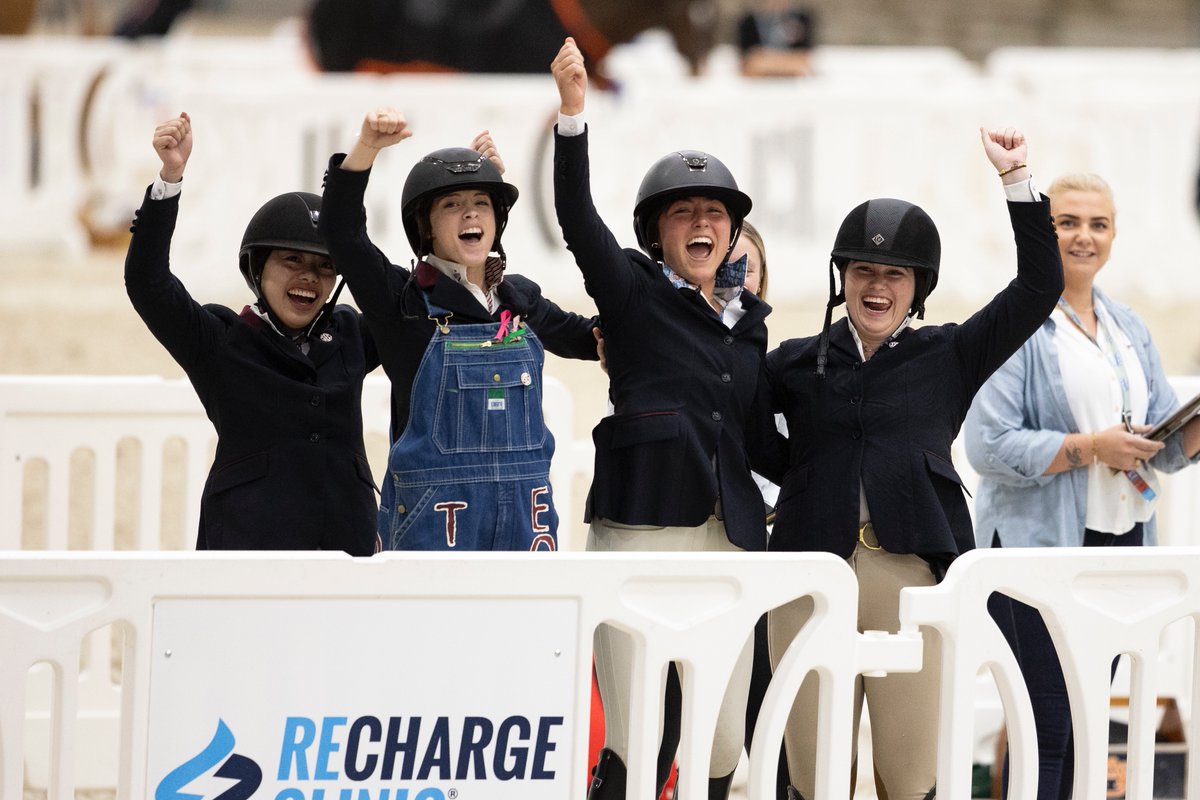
xmin=150 ymin=174 xmax=183 ymax=200
xmin=557 ymin=111 xmax=586 ymax=137
xmin=1003 ymin=176 xmax=1039 ymax=203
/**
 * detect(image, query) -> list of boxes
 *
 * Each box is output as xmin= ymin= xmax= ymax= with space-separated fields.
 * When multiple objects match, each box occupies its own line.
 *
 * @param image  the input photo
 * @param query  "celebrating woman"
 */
xmin=765 ymin=128 xmax=1063 ymax=800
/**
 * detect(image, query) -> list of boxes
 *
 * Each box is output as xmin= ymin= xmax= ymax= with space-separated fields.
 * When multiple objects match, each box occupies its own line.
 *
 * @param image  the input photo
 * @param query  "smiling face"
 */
xmin=843 ymin=260 xmax=915 ymax=353
xmin=657 ymin=195 xmax=732 ymax=291
xmin=428 ymin=190 xmax=496 ymax=270
xmin=1051 ymin=189 xmax=1115 ymax=294
xmin=259 ymin=249 xmax=336 ymax=333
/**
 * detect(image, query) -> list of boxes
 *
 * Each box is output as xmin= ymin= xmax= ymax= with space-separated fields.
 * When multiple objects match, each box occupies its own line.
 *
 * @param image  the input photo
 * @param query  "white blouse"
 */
xmin=1055 ymin=298 xmax=1157 ymax=533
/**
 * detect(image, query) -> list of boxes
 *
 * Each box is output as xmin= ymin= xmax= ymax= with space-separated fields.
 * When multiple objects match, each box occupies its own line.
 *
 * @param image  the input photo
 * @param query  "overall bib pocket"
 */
xmin=433 ymin=345 xmax=545 ymax=454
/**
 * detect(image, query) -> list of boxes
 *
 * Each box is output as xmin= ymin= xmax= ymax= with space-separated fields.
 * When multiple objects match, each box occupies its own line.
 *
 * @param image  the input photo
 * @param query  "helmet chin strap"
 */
xmin=304 ymin=275 xmax=346 ymax=339
xmin=815 ymin=259 xmax=845 ymax=379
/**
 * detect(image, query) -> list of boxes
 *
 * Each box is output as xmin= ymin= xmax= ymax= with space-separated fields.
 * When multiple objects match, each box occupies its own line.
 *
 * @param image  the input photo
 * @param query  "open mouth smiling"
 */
xmin=459 ymin=227 xmax=484 ymax=244
xmin=287 ymin=287 xmax=318 ymax=307
xmin=686 ymin=235 xmax=714 ymax=260
xmin=862 ymin=294 xmax=892 ymax=313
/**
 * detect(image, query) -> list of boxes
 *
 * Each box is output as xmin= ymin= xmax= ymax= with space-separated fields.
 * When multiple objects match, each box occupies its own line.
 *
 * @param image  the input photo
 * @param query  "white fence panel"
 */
xmin=0 ymin=373 xmax=589 ymax=555
xmin=903 ymin=548 xmax=1200 ymax=800
xmin=0 ymin=551 xmax=924 ymax=800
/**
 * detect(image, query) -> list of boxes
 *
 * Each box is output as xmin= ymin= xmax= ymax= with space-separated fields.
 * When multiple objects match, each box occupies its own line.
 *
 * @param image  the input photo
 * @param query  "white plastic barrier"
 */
xmin=902 ymin=548 xmax=1200 ymax=800
xmin=0 ymin=373 xmax=587 ymax=554
xmin=0 ymin=373 xmax=591 ymax=791
xmin=0 ymin=551 xmax=923 ymax=800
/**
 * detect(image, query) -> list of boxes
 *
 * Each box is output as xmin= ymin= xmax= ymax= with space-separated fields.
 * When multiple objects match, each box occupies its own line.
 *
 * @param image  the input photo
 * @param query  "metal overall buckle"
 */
xmin=858 ymin=521 xmax=882 ymax=550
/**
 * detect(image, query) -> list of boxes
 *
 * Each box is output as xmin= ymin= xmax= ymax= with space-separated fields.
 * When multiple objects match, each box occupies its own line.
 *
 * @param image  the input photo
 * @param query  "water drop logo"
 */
xmin=156 ymin=719 xmax=263 ymax=800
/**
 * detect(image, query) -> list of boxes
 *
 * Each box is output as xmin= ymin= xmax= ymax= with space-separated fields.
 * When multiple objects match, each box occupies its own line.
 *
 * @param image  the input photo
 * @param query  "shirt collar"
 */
xmin=425 ymin=254 xmax=501 ymax=314
xmin=661 ymin=253 xmax=748 ymax=316
xmin=847 ymin=314 xmax=911 ymax=360
xmin=249 ymin=303 xmax=310 ymax=354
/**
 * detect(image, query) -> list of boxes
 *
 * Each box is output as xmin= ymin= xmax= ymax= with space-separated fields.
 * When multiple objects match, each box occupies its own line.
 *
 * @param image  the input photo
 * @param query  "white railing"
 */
xmin=0 ymin=551 xmax=924 ymax=800
xmin=0 ymin=373 xmax=588 ymax=554
xmin=3 ymin=372 xmax=1200 ymax=797
xmin=903 ymin=547 xmax=1200 ymax=800
xmin=3 ymin=549 xmax=1199 ymax=799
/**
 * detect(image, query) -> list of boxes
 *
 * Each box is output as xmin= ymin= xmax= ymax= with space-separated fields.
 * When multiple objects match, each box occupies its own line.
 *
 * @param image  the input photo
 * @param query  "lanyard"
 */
xmin=1056 ymin=295 xmax=1156 ymax=501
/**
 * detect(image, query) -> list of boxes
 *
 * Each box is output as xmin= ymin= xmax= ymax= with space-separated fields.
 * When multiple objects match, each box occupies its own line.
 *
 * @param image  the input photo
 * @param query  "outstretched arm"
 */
xmin=321 ymin=107 xmax=418 ymax=345
xmin=127 ymin=112 xmax=221 ymax=372
xmin=954 ymin=126 xmax=1062 ymax=389
xmin=550 ymin=38 xmax=640 ymax=312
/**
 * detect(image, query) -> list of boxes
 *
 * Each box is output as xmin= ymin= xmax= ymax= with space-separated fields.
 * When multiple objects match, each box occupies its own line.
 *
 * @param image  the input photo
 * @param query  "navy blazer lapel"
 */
xmin=306 ymin=321 xmax=344 ymax=367
xmin=731 ymin=292 xmax=771 ymax=334
xmin=829 ymin=318 xmax=860 ymax=362
xmin=422 ymin=271 xmax=494 ymax=323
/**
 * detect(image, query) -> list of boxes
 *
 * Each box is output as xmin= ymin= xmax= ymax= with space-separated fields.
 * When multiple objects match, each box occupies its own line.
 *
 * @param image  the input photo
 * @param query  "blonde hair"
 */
xmin=739 ymin=219 xmax=769 ymax=300
xmin=1046 ymin=173 xmax=1116 ymax=220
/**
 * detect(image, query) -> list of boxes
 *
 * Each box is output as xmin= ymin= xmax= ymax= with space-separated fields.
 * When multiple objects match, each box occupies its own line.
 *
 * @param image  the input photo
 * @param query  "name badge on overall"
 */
xmin=487 ymin=387 xmax=506 ymax=411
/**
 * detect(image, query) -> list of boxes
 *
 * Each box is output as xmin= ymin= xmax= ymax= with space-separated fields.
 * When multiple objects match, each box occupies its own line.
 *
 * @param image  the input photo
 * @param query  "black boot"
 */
xmin=708 ymin=771 xmax=735 ymax=800
xmin=588 ymin=748 xmax=628 ymax=799
xmin=656 ymin=663 xmax=682 ymax=795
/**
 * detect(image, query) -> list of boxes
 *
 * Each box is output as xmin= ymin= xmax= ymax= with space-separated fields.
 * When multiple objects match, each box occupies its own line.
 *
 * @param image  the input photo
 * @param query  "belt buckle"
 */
xmin=858 ymin=521 xmax=882 ymax=550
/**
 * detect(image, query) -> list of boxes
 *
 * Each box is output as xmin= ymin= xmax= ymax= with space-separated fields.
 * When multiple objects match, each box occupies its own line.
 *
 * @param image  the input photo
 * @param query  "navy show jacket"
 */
xmin=125 ymin=188 xmax=380 ymax=554
xmin=554 ymin=128 xmax=780 ymax=552
xmin=765 ymin=198 xmax=1064 ymax=572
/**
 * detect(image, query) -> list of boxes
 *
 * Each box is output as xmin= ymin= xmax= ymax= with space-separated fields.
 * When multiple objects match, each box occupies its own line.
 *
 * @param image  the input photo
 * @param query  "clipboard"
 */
xmin=1146 ymin=391 xmax=1200 ymax=442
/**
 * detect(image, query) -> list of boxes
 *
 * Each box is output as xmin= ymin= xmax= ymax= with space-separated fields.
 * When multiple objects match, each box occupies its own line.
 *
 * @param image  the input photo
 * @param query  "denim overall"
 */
xmin=378 ymin=294 xmax=558 ymax=551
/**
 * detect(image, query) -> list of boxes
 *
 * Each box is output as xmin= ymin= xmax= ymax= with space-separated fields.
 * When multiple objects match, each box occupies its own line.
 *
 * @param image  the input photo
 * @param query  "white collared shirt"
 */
xmin=424 ymin=254 xmax=498 ymax=315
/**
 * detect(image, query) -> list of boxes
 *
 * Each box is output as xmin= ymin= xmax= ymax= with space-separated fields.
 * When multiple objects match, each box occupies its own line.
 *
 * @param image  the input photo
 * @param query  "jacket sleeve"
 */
xmin=746 ymin=361 xmax=789 ymax=484
xmin=553 ymin=127 xmax=641 ymax=313
xmin=963 ymin=341 xmax=1065 ymax=487
xmin=319 ymin=154 xmax=417 ymax=353
xmin=952 ymin=197 xmax=1064 ymax=391
xmin=499 ymin=275 xmax=599 ymax=361
xmin=123 ymin=188 xmax=223 ymax=372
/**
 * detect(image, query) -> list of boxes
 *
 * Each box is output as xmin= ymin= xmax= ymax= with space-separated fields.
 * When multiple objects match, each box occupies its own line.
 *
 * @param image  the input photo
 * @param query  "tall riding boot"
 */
xmin=708 ymin=771 xmax=735 ymax=800
xmin=588 ymin=747 xmax=628 ymax=799
xmin=656 ymin=663 xmax=682 ymax=796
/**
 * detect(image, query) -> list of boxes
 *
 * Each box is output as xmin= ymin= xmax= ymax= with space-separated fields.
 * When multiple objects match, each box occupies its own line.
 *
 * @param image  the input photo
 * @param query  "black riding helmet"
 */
xmin=238 ymin=191 xmax=344 ymax=335
xmin=633 ymin=150 xmax=753 ymax=260
xmin=400 ymin=147 xmax=519 ymax=260
xmin=239 ymin=191 xmax=329 ymax=299
xmin=816 ymin=198 xmax=941 ymax=377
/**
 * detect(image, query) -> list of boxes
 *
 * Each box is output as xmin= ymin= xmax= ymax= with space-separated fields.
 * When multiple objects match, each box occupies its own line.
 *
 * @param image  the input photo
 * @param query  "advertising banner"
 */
xmin=147 ymin=597 xmax=581 ymax=800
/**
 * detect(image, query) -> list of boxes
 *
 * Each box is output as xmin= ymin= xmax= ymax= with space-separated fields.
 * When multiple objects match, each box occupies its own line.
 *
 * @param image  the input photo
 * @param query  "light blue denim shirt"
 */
xmin=963 ymin=287 xmax=1199 ymax=548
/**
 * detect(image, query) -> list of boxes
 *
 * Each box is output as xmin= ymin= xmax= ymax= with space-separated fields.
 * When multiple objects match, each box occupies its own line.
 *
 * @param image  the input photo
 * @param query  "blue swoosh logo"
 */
xmin=155 ymin=719 xmax=236 ymax=800
xmin=213 ymin=753 xmax=262 ymax=800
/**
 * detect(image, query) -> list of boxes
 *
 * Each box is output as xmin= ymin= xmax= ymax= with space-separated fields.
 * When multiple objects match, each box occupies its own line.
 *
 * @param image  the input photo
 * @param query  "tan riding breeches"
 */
xmin=767 ymin=540 xmax=941 ymax=800
xmin=588 ymin=516 xmax=754 ymax=778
